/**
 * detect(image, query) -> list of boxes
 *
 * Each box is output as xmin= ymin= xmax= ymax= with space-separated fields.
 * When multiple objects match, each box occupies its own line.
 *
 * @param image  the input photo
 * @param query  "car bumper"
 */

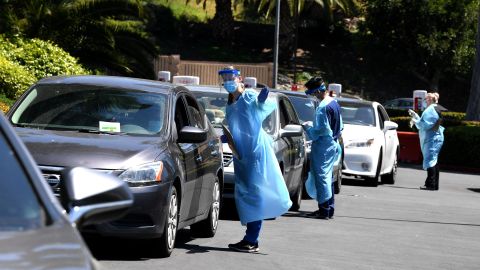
xmin=342 ymin=148 xmax=377 ymax=177
xmin=82 ymin=182 xmax=171 ymax=239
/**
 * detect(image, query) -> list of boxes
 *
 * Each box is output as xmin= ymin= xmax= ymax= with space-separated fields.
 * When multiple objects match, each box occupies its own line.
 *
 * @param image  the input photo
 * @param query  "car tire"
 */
xmin=289 ymin=182 xmax=303 ymax=211
xmin=366 ymin=152 xmax=382 ymax=187
xmin=382 ymin=153 xmax=397 ymax=185
xmin=191 ymin=178 xmax=221 ymax=238
xmin=157 ymin=185 xmax=178 ymax=258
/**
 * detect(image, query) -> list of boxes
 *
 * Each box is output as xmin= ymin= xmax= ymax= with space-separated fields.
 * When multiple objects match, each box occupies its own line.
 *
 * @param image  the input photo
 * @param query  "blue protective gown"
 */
xmin=226 ymin=88 xmax=292 ymax=225
xmin=414 ymin=104 xmax=445 ymax=170
xmin=304 ymin=96 xmax=341 ymax=204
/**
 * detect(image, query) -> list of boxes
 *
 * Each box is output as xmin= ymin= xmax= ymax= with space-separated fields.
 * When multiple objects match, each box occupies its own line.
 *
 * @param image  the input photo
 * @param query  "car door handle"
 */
xmin=195 ymin=155 xmax=203 ymax=162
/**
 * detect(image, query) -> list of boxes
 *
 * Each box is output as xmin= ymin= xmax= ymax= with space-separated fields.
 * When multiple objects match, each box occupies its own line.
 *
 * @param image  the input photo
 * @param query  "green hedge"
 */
xmin=440 ymin=126 xmax=480 ymax=168
xmin=1 ymin=37 xmax=89 ymax=80
xmin=0 ymin=35 xmax=89 ymax=100
xmin=391 ymin=115 xmax=480 ymax=169
xmin=0 ymin=55 xmax=36 ymax=99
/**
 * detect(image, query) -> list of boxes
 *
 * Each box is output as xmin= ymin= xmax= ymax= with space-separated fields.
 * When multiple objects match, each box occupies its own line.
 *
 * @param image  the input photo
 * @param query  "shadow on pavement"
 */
xmin=84 ymin=228 xmax=196 ymax=261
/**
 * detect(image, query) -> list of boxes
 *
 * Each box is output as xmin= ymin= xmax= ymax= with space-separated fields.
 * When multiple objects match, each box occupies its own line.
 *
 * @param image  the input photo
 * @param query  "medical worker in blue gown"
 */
xmin=303 ymin=77 xmax=342 ymax=220
xmin=409 ymin=92 xmax=444 ymax=190
xmin=220 ymin=66 xmax=292 ymax=253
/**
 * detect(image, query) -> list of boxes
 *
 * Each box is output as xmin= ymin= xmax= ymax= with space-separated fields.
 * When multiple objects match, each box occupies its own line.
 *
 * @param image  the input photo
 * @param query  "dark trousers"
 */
xmin=318 ymin=181 xmax=335 ymax=218
xmin=243 ymin=220 xmax=262 ymax=244
xmin=425 ymin=163 xmax=440 ymax=190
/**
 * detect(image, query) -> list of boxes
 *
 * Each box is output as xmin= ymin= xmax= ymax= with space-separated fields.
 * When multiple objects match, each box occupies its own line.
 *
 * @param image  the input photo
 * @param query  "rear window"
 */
xmin=338 ymin=102 xmax=376 ymax=126
xmin=10 ymin=85 xmax=167 ymax=136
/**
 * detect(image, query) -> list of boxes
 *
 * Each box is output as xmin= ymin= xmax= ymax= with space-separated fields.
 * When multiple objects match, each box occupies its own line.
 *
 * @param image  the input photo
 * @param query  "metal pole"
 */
xmin=273 ymin=0 xmax=280 ymax=88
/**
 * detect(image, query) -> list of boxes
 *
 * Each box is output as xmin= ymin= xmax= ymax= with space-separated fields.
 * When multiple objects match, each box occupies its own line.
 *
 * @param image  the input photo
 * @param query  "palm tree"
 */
xmin=0 ymin=0 xmax=157 ymax=79
xmin=467 ymin=8 xmax=480 ymax=121
xmin=251 ymin=0 xmax=360 ymax=62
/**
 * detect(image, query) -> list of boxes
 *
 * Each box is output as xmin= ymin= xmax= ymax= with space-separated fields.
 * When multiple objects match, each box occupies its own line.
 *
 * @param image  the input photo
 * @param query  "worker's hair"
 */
xmin=427 ymin=92 xmax=439 ymax=103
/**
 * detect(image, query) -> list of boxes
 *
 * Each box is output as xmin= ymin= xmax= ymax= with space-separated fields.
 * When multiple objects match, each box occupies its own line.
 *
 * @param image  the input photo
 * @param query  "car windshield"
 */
xmin=193 ymin=91 xmax=276 ymax=135
xmin=288 ymin=96 xmax=316 ymax=123
xmin=10 ymin=85 xmax=167 ymax=136
xmin=338 ymin=101 xmax=376 ymax=127
xmin=0 ymin=134 xmax=46 ymax=231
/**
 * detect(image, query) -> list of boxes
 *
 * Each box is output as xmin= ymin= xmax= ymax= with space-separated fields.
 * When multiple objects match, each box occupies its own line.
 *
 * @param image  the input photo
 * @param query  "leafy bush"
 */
xmin=440 ymin=126 xmax=480 ymax=168
xmin=0 ymin=35 xmax=89 ymax=100
xmin=0 ymin=55 xmax=36 ymax=99
xmin=0 ymin=36 xmax=89 ymax=80
xmin=392 ymin=114 xmax=480 ymax=169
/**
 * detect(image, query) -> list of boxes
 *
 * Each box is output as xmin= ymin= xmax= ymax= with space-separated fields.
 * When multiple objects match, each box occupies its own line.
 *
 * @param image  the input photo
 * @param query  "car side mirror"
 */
xmin=178 ymin=126 xmax=208 ymax=143
xmin=280 ymin=124 xmax=303 ymax=138
xmin=60 ymin=167 xmax=133 ymax=228
xmin=384 ymin=121 xmax=398 ymax=130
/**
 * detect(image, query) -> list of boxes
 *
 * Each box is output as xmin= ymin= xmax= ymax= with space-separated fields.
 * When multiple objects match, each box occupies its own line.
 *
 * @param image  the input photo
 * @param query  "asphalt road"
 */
xmin=87 ymin=165 xmax=480 ymax=270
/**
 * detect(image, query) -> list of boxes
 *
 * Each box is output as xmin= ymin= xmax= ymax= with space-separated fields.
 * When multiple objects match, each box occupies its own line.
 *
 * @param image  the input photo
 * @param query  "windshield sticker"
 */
xmin=99 ymin=121 xmax=121 ymax=132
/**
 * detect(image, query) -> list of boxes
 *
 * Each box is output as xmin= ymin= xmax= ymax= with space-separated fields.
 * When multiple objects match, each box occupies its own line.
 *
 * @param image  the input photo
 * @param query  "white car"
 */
xmin=337 ymin=98 xmax=399 ymax=186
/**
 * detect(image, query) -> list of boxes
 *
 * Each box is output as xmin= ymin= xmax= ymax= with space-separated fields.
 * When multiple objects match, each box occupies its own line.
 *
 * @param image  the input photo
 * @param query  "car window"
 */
xmin=377 ymin=107 xmax=385 ymax=129
xmin=288 ymin=96 xmax=316 ymax=123
xmin=10 ymin=85 xmax=167 ymax=136
xmin=0 ymin=132 xmax=47 ymax=231
xmin=185 ymin=95 xmax=205 ymax=130
xmin=193 ymin=92 xmax=228 ymax=128
xmin=192 ymin=91 xmax=276 ymax=135
xmin=282 ymin=98 xmax=300 ymax=125
xmin=378 ymin=105 xmax=390 ymax=121
xmin=174 ymin=96 xmax=189 ymax=134
xmin=338 ymin=102 xmax=376 ymax=126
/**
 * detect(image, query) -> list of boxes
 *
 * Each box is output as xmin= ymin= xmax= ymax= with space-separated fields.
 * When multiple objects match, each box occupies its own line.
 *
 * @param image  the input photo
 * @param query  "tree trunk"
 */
xmin=279 ymin=0 xmax=295 ymax=63
xmin=466 ymin=9 xmax=480 ymax=121
xmin=211 ymin=0 xmax=234 ymax=41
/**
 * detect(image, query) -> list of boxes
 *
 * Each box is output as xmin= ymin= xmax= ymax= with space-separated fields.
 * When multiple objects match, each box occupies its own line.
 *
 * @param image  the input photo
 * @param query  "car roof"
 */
xmin=187 ymin=85 xmax=284 ymax=99
xmin=36 ymin=75 xmax=176 ymax=94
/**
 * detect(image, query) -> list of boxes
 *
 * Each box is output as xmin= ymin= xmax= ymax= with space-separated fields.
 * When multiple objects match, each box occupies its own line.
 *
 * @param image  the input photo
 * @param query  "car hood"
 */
xmin=15 ymin=128 xmax=165 ymax=170
xmin=342 ymin=124 xmax=377 ymax=142
xmin=0 ymin=223 xmax=93 ymax=269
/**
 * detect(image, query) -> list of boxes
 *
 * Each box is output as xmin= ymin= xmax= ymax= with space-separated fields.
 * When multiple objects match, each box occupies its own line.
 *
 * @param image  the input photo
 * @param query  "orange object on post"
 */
xmin=397 ymin=131 xmax=423 ymax=164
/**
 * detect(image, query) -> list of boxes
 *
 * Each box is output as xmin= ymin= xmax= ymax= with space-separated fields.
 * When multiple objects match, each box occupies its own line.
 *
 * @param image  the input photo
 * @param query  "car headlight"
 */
xmin=119 ymin=161 xmax=164 ymax=186
xmin=345 ymin=138 xmax=374 ymax=148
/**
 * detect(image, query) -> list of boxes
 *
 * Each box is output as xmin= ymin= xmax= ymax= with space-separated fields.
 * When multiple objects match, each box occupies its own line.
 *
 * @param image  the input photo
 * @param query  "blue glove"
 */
xmin=258 ymin=87 xmax=269 ymax=103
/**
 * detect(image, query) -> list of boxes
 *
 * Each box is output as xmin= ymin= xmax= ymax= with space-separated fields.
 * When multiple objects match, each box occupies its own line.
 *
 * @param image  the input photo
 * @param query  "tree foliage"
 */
xmin=0 ymin=0 xmax=158 ymax=79
xmin=0 ymin=35 xmax=88 ymax=98
xmin=362 ymin=0 xmax=478 ymax=91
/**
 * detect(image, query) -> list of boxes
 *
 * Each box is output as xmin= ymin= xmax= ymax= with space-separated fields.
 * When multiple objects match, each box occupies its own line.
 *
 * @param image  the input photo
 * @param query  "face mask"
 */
xmin=224 ymin=80 xmax=238 ymax=93
xmin=422 ymin=100 xmax=428 ymax=108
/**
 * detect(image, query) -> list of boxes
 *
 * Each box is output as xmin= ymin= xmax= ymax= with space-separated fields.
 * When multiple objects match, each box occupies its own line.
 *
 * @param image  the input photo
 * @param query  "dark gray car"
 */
xmin=189 ymin=85 xmax=306 ymax=211
xmin=0 ymin=112 xmax=133 ymax=269
xmin=272 ymin=90 xmax=344 ymax=194
xmin=7 ymin=75 xmax=223 ymax=257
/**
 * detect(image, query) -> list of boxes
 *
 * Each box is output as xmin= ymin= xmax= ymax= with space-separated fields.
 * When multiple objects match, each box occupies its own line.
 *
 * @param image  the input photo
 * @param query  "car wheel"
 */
xmin=191 ymin=178 xmax=221 ymax=237
xmin=158 ymin=185 xmax=178 ymax=257
xmin=366 ymin=152 xmax=382 ymax=187
xmin=382 ymin=153 xmax=397 ymax=185
xmin=289 ymin=182 xmax=303 ymax=211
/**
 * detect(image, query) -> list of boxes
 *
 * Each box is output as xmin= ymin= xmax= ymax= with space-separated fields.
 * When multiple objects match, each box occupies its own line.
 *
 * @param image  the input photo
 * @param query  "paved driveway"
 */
xmin=88 ymin=166 xmax=480 ymax=270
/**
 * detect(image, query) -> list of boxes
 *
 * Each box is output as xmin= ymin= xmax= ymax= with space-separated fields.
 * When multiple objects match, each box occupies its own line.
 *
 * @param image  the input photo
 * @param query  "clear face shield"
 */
xmin=218 ymin=69 xmax=240 ymax=93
